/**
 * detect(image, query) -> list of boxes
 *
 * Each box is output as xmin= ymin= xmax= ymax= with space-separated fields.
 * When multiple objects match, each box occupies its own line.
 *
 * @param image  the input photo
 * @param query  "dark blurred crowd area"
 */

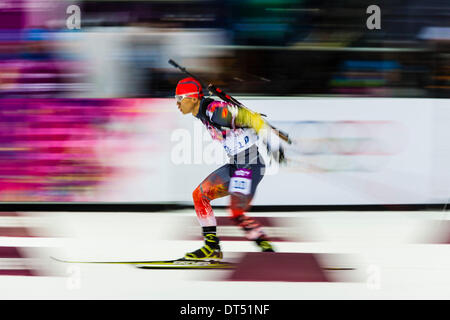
xmin=0 ymin=0 xmax=448 ymax=99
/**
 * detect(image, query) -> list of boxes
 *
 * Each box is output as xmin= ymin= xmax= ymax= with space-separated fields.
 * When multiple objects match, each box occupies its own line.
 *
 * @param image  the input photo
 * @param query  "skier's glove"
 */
xmin=266 ymin=140 xmax=286 ymax=165
xmin=259 ymin=125 xmax=287 ymax=165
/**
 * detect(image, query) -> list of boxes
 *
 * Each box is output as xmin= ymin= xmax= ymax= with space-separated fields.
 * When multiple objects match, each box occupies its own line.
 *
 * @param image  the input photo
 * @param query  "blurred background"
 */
xmin=0 ymin=0 xmax=448 ymax=99
xmin=0 ymin=0 xmax=448 ymax=204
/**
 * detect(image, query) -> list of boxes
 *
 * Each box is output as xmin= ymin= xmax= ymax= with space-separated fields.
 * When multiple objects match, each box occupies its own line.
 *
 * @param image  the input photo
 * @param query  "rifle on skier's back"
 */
xmin=168 ymin=59 xmax=292 ymax=145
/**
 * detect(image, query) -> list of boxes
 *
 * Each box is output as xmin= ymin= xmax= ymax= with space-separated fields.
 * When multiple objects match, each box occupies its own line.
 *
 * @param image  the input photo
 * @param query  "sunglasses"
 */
xmin=175 ymin=92 xmax=199 ymax=103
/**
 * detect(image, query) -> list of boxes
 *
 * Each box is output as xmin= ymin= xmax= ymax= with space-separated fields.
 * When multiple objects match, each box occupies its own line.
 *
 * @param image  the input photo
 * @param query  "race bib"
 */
xmin=223 ymin=128 xmax=257 ymax=156
xmin=229 ymin=168 xmax=252 ymax=195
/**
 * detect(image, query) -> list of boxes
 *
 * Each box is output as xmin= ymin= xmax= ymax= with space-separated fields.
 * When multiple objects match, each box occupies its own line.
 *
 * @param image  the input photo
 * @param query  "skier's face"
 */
xmin=177 ymin=97 xmax=198 ymax=115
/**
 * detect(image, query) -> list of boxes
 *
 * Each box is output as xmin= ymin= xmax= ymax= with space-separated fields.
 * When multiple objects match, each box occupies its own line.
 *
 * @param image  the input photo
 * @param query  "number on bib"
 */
xmin=229 ymin=168 xmax=252 ymax=195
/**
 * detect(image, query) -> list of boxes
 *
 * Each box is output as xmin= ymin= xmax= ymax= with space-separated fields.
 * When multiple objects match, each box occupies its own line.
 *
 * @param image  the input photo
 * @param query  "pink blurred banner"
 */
xmin=0 ymin=98 xmax=174 ymax=202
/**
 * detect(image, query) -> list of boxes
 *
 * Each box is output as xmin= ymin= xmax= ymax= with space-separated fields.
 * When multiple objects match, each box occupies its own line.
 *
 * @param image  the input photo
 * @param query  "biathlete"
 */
xmin=175 ymin=77 xmax=285 ymax=260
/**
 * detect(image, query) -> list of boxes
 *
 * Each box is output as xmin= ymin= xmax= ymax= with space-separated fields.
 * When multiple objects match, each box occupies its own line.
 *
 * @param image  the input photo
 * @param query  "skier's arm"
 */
xmin=207 ymin=101 xmax=266 ymax=133
xmin=207 ymin=101 xmax=286 ymax=164
xmin=234 ymin=106 xmax=266 ymax=133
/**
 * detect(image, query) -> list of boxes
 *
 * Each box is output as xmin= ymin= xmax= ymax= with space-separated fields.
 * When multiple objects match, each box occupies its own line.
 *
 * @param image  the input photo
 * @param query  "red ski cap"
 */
xmin=175 ymin=77 xmax=204 ymax=99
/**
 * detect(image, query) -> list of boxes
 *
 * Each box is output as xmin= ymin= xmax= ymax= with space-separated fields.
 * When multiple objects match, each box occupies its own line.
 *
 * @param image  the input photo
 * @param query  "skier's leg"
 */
xmin=186 ymin=164 xmax=231 ymax=260
xmin=229 ymin=162 xmax=275 ymax=252
xmin=192 ymin=165 xmax=230 ymax=227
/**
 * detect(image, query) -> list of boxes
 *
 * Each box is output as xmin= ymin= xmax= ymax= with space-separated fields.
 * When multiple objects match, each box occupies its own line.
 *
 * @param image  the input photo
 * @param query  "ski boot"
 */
xmin=184 ymin=234 xmax=223 ymax=260
xmin=256 ymin=238 xmax=275 ymax=252
xmin=232 ymin=215 xmax=276 ymax=252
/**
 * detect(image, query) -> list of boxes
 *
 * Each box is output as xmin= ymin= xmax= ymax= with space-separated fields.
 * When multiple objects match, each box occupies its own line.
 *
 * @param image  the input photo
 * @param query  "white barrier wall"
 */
xmin=167 ymin=98 xmax=449 ymax=205
xmin=431 ymin=99 xmax=450 ymax=203
xmin=10 ymin=97 xmax=441 ymax=205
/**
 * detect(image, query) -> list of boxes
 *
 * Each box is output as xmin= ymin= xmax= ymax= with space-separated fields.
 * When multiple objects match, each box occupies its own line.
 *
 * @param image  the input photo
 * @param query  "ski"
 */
xmin=50 ymin=256 xmax=236 ymax=269
xmin=136 ymin=259 xmax=236 ymax=270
